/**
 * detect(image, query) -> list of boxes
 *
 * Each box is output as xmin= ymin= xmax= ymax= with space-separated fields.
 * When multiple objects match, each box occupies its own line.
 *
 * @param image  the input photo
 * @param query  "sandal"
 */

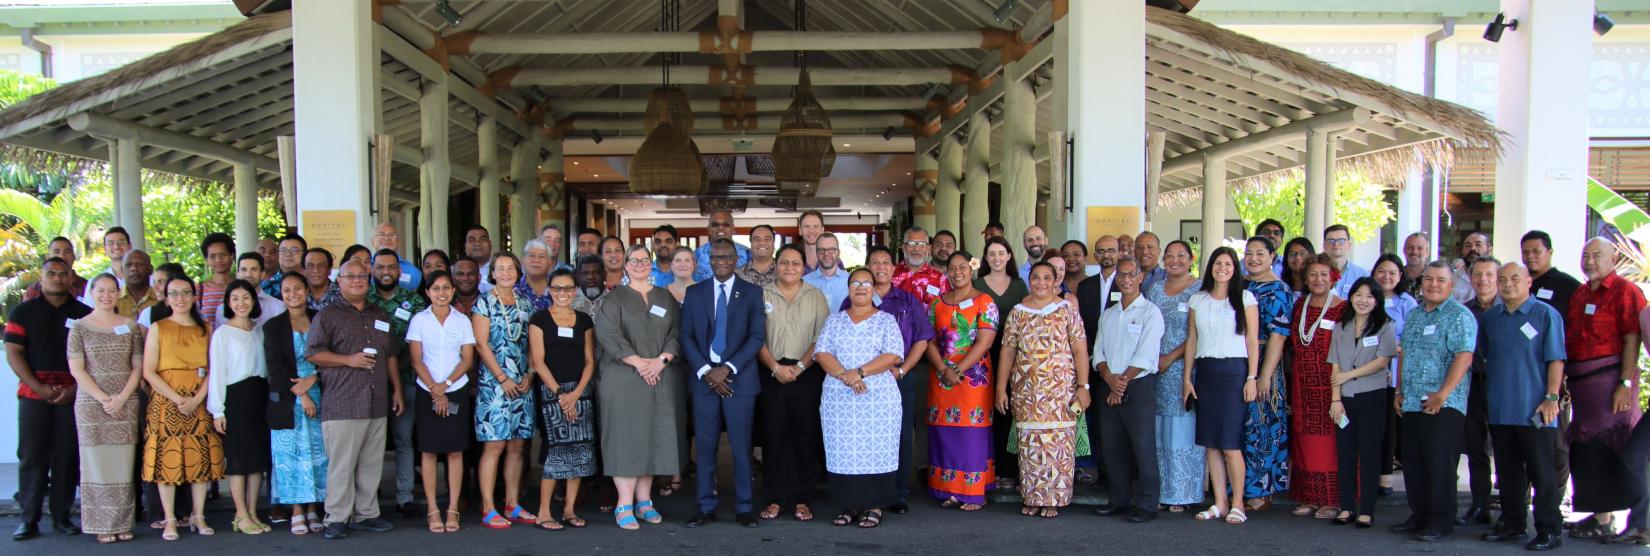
xmin=97 ymin=534 xmax=119 ymax=544
xmin=291 ymin=514 xmax=310 ymax=535
xmin=1194 ymin=505 xmax=1224 ymax=521
xmin=535 ymin=518 xmax=564 ymax=531
xmin=1075 ymin=469 xmax=1095 ymax=484
xmin=658 ymin=479 xmax=683 ymax=497
xmin=857 ymin=510 xmax=883 ymax=528
xmin=1168 ymin=505 xmax=1186 ymax=513
xmin=1021 ymin=505 xmax=1039 ymax=516
xmin=1314 ymin=506 xmax=1341 ymax=520
xmin=1245 ymin=498 xmax=1271 ymax=512
xmin=428 ymin=511 xmax=445 ymax=533
xmin=480 ymin=509 xmax=512 ymax=529
xmin=1571 ymin=518 xmax=1613 ymax=539
xmin=561 ymin=513 xmax=586 ymax=528
xmin=636 ymin=500 xmax=663 ymax=524
xmin=1225 ymin=508 xmax=1248 ymax=525
xmin=190 ymin=515 xmax=215 ymax=536
xmin=940 ymin=497 xmax=960 ymax=509
xmin=1354 ymin=515 xmax=1374 ymax=529
xmin=1291 ymin=504 xmax=1316 ymax=517
xmin=760 ymin=503 xmax=783 ymax=520
xmin=234 ymin=516 xmax=266 ymax=535
xmin=794 ymin=504 xmax=814 ymax=521
xmin=613 ymin=505 xmax=639 ymax=531
xmin=832 ymin=511 xmax=857 ymax=526
xmin=1040 ymin=507 xmax=1060 ymax=518
xmin=1331 ymin=511 xmax=1354 ymax=526
xmin=960 ymin=502 xmax=985 ymax=511
xmin=161 ymin=519 xmax=179 ymax=541
xmin=306 ymin=512 xmax=324 ymax=533
xmin=445 ymin=510 xmax=461 ymax=533
xmin=504 ymin=505 xmax=538 ymax=524
xmin=116 ymin=531 xmax=134 ymax=542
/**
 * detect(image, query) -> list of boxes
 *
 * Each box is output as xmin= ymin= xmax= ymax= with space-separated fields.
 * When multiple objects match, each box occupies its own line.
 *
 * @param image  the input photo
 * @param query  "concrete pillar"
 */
xmin=935 ymin=134 xmax=963 ymax=237
xmin=399 ymin=208 xmax=416 ymax=257
xmin=1394 ymin=169 xmax=1428 ymax=248
xmin=1303 ymin=127 xmax=1330 ymax=248
xmin=1492 ymin=0 xmax=1590 ymax=272
xmin=1321 ymin=138 xmax=1338 ymax=229
xmin=1000 ymin=76 xmax=1037 ymax=264
xmin=1055 ymin=0 xmax=1146 ymax=244
xmin=961 ymin=111 xmax=990 ymax=255
xmin=233 ymin=162 xmax=259 ymax=255
xmin=419 ymin=77 xmax=451 ymax=252
xmin=1200 ymin=153 xmax=1228 ymax=266
xmin=509 ymin=136 xmax=540 ymax=253
xmin=108 ymin=137 xmax=145 ymax=251
xmin=913 ymin=151 xmax=938 ymax=233
xmin=291 ymin=0 xmax=376 ymax=246
xmin=477 ymin=115 xmax=500 ymax=243
xmin=538 ymin=138 xmax=566 ymax=227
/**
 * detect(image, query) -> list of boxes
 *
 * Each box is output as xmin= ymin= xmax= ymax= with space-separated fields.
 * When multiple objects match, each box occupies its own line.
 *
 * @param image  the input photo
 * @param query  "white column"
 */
xmin=913 ymin=151 xmax=938 ymax=232
xmin=419 ymin=77 xmax=451 ymax=252
xmin=1057 ymin=0 xmax=1145 ymax=244
xmin=109 ymin=138 xmax=146 ymax=251
xmin=1200 ymin=153 xmax=1228 ymax=266
xmin=1394 ymin=169 xmax=1427 ymax=244
xmin=1303 ymin=127 xmax=1329 ymax=248
xmin=961 ymin=111 xmax=990 ymax=255
xmin=1001 ymin=76 xmax=1037 ymax=261
xmin=477 ymin=115 xmax=500 ymax=241
xmin=233 ymin=162 xmax=259 ymax=255
xmin=935 ymin=134 xmax=964 ymax=237
xmin=292 ymin=0 xmax=376 ymax=247
xmin=1321 ymin=137 xmax=1338 ymax=229
xmin=1493 ymin=0 xmax=1590 ymax=271
xmin=509 ymin=137 xmax=541 ymax=253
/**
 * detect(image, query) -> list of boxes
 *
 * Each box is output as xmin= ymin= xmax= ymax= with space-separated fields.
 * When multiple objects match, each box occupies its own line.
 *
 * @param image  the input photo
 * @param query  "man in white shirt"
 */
xmin=1091 ymin=257 xmax=1165 ymax=523
xmin=216 ymin=252 xmax=286 ymax=327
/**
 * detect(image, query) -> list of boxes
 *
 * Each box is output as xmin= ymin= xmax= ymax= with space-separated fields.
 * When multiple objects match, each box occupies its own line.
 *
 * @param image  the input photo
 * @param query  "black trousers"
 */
xmin=1462 ymin=373 xmax=1492 ymax=509
xmin=894 ymin=362 xmax=929 ymax=503
xmin=989 ymin=343 xmax=1017 ymax=481
xmin=17 ymin=397 xmax=78 ymax=525
xmin=1099 ymin=374 xmax=1159 ymax=510
xmin=1336 ymin=390 xmax=1386 ymax=516
xmin=1622 ymin=414 xmax=1650 ymax=530
xmin=759 ymin=365 xmax=823 ymax=508
xmin=1381 ymin=388 xmax=1399 ymax=475
xmin=1488 ymin=425 xmax=1562 ymax=535
xmin=1400 ymin=409 xmax=1464 ymax=535
xmin=1554 ymin=403 xmax=1571 ymax=500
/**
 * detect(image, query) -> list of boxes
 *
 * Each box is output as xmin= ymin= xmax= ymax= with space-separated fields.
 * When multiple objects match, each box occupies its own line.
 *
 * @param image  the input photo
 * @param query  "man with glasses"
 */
xmin=1077 ymin=235 xmax=1122 ymax=344
xmin=1254 ymin=220 xmax=1285 ymax=277
xmin=365 ymin=249 xmax=428 ymax=519
xmin=694 ymin=210 xmax=751 ymax=283
xmin=373 ymin=223 xmax=421 ymax=292
xmin=843 ymin=246 xmax=933 ymax=515
xmin=651 ymin=225 xmax=679 ymax=286
xmin=95 ymin=226 xmax=132 ymax=285
xmin=1323 ymin=224 xmax=1367 ymax=299
xmin=1134 ymin=232 xmax=1165 ymax=292
xmin=892 ymin=226 xmax=946 ymax=305
xmin=1019 ymin=226 xmax=1048 ymax=279
xmin=803 ymin=233 xmax=849 ymax=309
xmin=6 ymin=257 xmax=91 ymax=540
xmin=1092 ymin=256 xmax=1163 ymax=523
xmin=309 ymin=260 xmax=404 ymax=539
xmin=737 ymin=225 xmax=779 ymax=288
xmin=263 ymin=233 xmax=307 ymax=298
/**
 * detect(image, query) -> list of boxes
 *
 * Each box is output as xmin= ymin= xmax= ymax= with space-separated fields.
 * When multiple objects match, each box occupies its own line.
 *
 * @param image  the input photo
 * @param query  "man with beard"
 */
xmin=539 ymin=224 xmax=572 ymax=272
xmin=373 ymin=223 xmax=421 ymax=292
xmin=1453 ymin=232 xmax=1490 ymax=303
xmin=463 ymin=226 xmax=494 ymax=293
xmin=214 ymin=253 xmax=286 ymax=326
xmin=1402 ymin=232 xmax=1432 ymax=297
xmin=263 ymin=233 xmax=307 ymax=298
xmin=651 ymin=225 xmax=679 ymax=286
xmin=570 ymin=254 xmax=607 ymax=316
xmin=449 ymin=258 xmax=482 ymax=315
xmin=693 ymin=210 xmax=751 ymax=282
xmin=365 ymin=249 xmax=428 ymax=520
xmin=1077 ymin=236 xmax=1122 ymax=342
xmin=930 ymin=230 xmax=957 ymax=269
xmin=802 ymin=233 xmax=849 ymax=309
xmin=576 ymin=227 xmax=602 ymax=260
xmin=1019 ymin=225 xmax=1048 ymax=279
xmin=892 ymin=227 xmax=946 ymax=305
xmin=736 ymin=224 xmax=779 ymax=288
xmin=797 ymin=210 xmax=828 ymax=273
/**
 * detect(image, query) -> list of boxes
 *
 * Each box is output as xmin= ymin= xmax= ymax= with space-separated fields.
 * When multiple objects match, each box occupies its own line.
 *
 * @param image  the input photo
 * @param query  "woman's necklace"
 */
xmin=1296 ymin=292 xmax=1335 ymax=346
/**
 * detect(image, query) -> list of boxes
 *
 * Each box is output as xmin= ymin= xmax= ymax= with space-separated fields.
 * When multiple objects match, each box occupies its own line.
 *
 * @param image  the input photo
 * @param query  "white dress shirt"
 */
xmin=405 ymin=307 xmax=476 ymax=391
xmin=1096 ymin=268 xmax=1118 ymax=307
xmin=207 ymin=324 xmax=267 ymax=418
xmin=698 ymin=275 xmax=740 ymax=378
xmin=1094 ymin=293 xmax=1165 ymax=376
xmin=214 ymin=290 xmax=287 ymax=328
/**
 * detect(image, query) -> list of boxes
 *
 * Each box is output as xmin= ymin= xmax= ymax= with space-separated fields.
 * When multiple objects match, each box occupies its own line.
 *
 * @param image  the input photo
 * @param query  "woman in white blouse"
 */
xmin=406 ymin=271 xmax=477 ymax=533
xmin=1182 ymin=247 xmax=1260 ymax=525
xmin=208 ymin=280 xmax=271 ymax=535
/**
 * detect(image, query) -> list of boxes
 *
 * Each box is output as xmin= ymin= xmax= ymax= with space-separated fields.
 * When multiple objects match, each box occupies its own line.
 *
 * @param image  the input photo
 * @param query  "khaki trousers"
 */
xmin=322 ymin=417 xmax=387 ymax=524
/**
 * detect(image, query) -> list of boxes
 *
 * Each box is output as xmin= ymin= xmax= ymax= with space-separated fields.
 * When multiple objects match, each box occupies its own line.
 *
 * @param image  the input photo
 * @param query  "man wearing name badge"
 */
xmin=842 ymin=246 xmax=934 ymax=514
xmin=1458 ymin=256 xmax=1501 ymax=527
xmin=1520 ymin=229 xmax=1580 ymax=516
xmin=6 ymin=257 xmax=91 ymax=540
xmin=113 ymin=250 xmax=160 ymax=319
xmin=263 ymin=233 xmax=307 ymax=298
xmin=693 ymin=211 xmax=751 ymax=283
xmin=1092 ymin=257 xmax=1164 ymax=523
xmin=215 ymin=253 xmax=288 ymax=327
xmin=1322 ymin=225 xmax=1368 ymax=300
xmin=1019 ymin=226 xmax=1048 ymax=281
xmin=365 ymin=249 xmax=428 ymax=520
xmin=680 ymin=239 xmax=766 ymax=528
xmin=308 ymin=259 xmax=403 ymax=539
xmin=463 ymin=226 xmax=495 ymax=293
xmin=1476 ymin=262 xmax=1566 ymax=551
xmin=1563 ymin=237 xmax=1646 ymax=541
xmin=892 ymin=226 xmax=947 ymax=305
xmin=1391 ymin=261 xmax=1477 ymax=542
xmin=803 ymin=233 xmax=849 ymax=309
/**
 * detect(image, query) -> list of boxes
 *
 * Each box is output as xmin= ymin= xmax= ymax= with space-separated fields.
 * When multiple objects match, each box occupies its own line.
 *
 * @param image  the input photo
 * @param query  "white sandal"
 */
xmin=1225 ymin=507 xmax=1248 ymax=524
xmin=305 ymin=512 xmax=324 ymax=533
xmin=289 ymin=514 xmax=309 ymax=535
xmin=1194 ymin=505 xmax=1224 ymax=521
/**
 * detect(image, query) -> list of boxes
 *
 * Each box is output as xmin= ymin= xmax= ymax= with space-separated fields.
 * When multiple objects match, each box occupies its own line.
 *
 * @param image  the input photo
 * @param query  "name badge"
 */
xmin=1585 ymin=304 xmax=1597 ymax=315
xmin=1178 ymin=302 xmax=1188 ymax=313
xmin=1423 ymin=325 xmax=1436 ymax=336
xmin=1127 ymin=323 xmax=1143 ymax=335
xmin=764 ymin=301 xmax=774 ymax=314
xmin=1536 ymin=288 xmax=1553 ymax=300
xmin=114 ymin=324 xmax=130 ymax=336
xmin=649 ymin=305 xmax=668 ymax=318
xmin=1520 ymin=322 xmax=1538 ymax=339
xmin=196 ymin=367 xmax=206 ymax=378
xmin=1384 ymin=298 xmax=1393 ymax=308
xmin=926 ymin=285 xmax=941 ymax=296
xmin=1319 ymin=319 xmax=1335 ymax=331
xmin=557 ymin=327 xmax=574 ymax=338
xmin=269 ymin=392 xmax=281 ymax=403
xmin=64 ymin=318 xmax=77 ymax=329
xmin=399 ymin=274 xmax=413 ymax=284
xmin=394 ymin=308 xmax=411 ymax=320
xmin=959 ymin=298 xmax=974 ymax=310
xmin=1362 ymin=336 xmax=1378 ymax=347
xmin=1109 ymin=292 xmax=1122 ymax=302
xmin=374 ymin=320 xmax=390 ymax=332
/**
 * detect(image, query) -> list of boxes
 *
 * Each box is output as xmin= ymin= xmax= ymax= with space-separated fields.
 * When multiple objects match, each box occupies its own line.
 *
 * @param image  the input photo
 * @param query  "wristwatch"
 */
xmin=1544 ymin=393 xmax=1561 ymax=402
xmin=439 ymin=379 xmax=451 ymax=387
xmin=1246 ymin=375 xmax=1257 ymax=381
xmin=1623 ymin=380 xmax=1635 ymax=389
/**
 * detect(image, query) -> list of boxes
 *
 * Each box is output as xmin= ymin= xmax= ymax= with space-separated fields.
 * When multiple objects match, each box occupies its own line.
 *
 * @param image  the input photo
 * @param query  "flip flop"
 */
xmin=505 ymin=505 xmax=538 ymax=524
xmin=535 ymin=518 xmax=564 ymax=531
xmin=480 ymin=510 xmax=512 ymax=529
xmin=794 ymin=505 xmax=814 ymax=521
xmin=760 ymin=503 xmax=782 ymax=520
xmin=561 ymin=513 xmax=587 ymax=528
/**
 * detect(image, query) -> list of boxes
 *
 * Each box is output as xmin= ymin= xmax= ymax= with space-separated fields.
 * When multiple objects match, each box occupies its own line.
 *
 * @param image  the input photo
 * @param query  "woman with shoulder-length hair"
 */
xmin=1183 ymin=246 xmax=1260 ymax=525
xmin=528 ymin=268 xmax=598 ymax=530
xmin=142 ymin=273 xmax=224 ymax=540
xmin=1282 ymin=238 xmax=1316 ymax=294
xmin=67 ymin=273 xmax=145 ymax=544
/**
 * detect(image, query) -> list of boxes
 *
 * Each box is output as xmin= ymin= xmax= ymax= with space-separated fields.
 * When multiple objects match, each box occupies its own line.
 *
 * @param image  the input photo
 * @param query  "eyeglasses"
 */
xmin=338 ymin=273 xmax=370 ymax=281
xmin=903 ymin=241 xmax=928 ymax=247
xmin=1287 ymin=251 xmax=1311 ymax=259
xmin=710 ymin=254 xmax=737 ymax=261
xmin=1324 ymin=238 xmax=1350 ymax=246
xmin=817 ymin=248 xmax=839 ymax=254
xmin=1116 ymin=271 xmax=1140 ymax=279
xmin=549 ymin=285 xmax=577 ymax=292
xmin=278 ymin=247 xmax=304 ymax=255
xmin=849 ymin=281 xmax=874 ymax=288
xmin=625 ymin=258 xmax=651 ymax=265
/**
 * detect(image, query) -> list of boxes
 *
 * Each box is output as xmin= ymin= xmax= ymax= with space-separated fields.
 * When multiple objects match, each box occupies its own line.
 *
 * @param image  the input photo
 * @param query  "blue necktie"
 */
xmin=711 ymin=283 xmax=728 ymax=361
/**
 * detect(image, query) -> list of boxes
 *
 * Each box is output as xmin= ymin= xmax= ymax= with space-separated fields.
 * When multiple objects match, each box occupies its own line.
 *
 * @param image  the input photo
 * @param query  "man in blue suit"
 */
xmin=680 ymin=239 xmax=767 ymax=528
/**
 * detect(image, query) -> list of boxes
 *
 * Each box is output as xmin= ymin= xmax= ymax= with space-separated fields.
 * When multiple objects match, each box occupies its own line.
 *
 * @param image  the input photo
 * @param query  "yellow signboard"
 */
xmin=302 ymin=210 xmax=357 ymax=260
xmin=1085 ymin=206 xmax=1142 ymax=247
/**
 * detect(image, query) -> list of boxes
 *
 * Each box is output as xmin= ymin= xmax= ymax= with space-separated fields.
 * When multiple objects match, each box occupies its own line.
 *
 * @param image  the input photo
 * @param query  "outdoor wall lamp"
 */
xmin=1595 ymin=11 xmax=1615 ymax=36
xmin=1483 ymin=12 xmax=1518 ymax=43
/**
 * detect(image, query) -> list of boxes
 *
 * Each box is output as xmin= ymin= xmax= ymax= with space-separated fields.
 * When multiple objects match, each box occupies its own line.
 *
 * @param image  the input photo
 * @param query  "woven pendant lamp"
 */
xmin=772 ymin=70 xmax=834 ymax=197
xmin=643 ymin=86 xmax=694 ymax=137
xmin=630 ymin=121 xmax=706 ymax=194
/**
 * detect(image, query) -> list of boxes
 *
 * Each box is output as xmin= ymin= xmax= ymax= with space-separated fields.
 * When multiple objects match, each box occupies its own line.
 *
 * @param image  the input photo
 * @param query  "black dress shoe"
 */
xmin=1377 ymin=486 xmax=1394 ymax=497
xmin=1127 ymin=509 xmax=1157 ymax=523
xmin=1413 ymin=529 xmax=1447 ymax=542
xmin=49 ymin=521 xmax=78 ymax=535
xmin=1526 ymin=532 xmax=1562 ymax=551
xmin=889 ymin=502 xmax=909 ymax=515
xmin=1093 ymin=504 xmax=1128 ymax=517
xmin=1457 ymin=506 xmax=1491 ymax=526
xmin=322 ymin=523 xmax=349 ymax=539
xmin=736 ymin=513 xmax=759 ymax=528
xmin=12 ymin=522 xmax=39 ymax=541
xmin=685 ymin=512 xmax=716 ymax=528
xmin=1389 ymin=520 xmax=1421 ymax=534
xmin=1483 ymin=527 xmax=1529 ymax=542
xmin=1331 ymin=514 xmax=1354 ymax=526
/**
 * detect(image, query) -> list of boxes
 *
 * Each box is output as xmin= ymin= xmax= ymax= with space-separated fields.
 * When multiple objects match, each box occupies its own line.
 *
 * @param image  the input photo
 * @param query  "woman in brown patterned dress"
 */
xmin=994 ymin=262 xmax=1091 ymax=518
xmin=67 ymin=274 xmax=145 ymax=544
xmin=142 ymin=274 xmax=224 ymax=540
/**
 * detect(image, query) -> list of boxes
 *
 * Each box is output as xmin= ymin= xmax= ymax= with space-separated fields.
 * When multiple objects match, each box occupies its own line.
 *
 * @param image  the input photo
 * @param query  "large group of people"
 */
xmin=10 ymin=213 xmax=1650 ymax=552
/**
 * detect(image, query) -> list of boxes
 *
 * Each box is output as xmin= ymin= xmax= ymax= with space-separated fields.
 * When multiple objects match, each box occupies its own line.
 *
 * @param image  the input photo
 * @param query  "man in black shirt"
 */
xmin=4 ymin=257 xmax=92 ymax=540
xmin=1521 ymin=229 xmax=1581 ymax=510
xmin=1459 ymin=256 xmax=1500 ymax=527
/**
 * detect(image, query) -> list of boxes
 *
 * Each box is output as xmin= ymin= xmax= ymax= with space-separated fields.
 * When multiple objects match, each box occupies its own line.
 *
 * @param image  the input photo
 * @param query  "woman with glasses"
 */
xmin=142 ymin=274 xmax=223 ymax=540
xmin=756 ymin=244 xmax=830 ymax=522
xmin=1283 ymin=238 xmax=1316 ymax=294
xmin=1184 ymin=247 xmax=1260 ymax=525
xmin=975 ymin=236 xmax=1027 ymax=489
xmin=528 ymin=269 xmax=597 ymax=530
xmin=1241 ymin=237 xmax=1293 ymax=515
xmin=407 ymin=271 xmax=476 ymax=533
xmin=593 ymin=245 xmax=684 ymax=529
xmin=471 ymin=252 xmax=537 ymax=528
xmin=67 ymin=274 xmax=145 ymax=544
xmin=994 ymin=261 xmax=1090 ymax=518
xmin=265 ymin=273 xmax=326 ymax=536
xmin=925 ymin=251 xmax=1000 ymax=511
xmin=817 ymin=268 xmax=907 ymax=528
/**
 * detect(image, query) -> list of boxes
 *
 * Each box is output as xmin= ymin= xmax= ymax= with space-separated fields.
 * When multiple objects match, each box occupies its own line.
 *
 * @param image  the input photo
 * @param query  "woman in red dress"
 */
xmin=1287 ymin=255 xmax=1343 ymax=519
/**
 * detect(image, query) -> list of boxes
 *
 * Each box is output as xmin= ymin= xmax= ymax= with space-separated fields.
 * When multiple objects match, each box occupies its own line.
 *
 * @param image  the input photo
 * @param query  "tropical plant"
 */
xmin=0 ymin=187 xmax=107 ymax=308
xmin=1230 ymin=170 xmax=1396 ymax=243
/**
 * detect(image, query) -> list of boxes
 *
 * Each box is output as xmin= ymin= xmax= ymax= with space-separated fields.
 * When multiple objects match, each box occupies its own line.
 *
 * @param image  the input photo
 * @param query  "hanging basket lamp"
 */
xmin=643 ymin=85 xmax=694 ymax=137
xmin=630 ymin=121 xmax=707 ymax=195
xmin=772 ymin=70 xmax=834 ymax=197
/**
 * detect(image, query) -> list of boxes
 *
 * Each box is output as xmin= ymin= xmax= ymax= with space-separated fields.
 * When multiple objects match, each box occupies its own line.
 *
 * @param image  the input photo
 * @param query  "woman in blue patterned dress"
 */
xmin=265 ymin=273 xmax=326 ymax=535
xmin=470 ymin=252 xmax=538 ymax=529
xmin=1242 ymin=236 xmax=1292 ymax=513
xmin=1147 ymin=240 xmax=1205 ymax=513
xmin=816 ymin=268 xmax=908 ymax=529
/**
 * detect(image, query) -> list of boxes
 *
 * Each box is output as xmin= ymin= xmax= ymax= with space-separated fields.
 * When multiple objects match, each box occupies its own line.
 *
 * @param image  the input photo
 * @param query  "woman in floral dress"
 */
xmin=470 ymin=253 xmax=538 ymax=528
xmin=925 ymin=252 xmax=999 ymax=510
xmin=1147 ymin=240 xmax=1205 ymax=512
xmin=994 ymin=261 xmax=1089 ymax=518
xmin=265 ymin=273 xmax=326 ymax=535
xmin=1242 ymin=236 xmax=1293 ymax=512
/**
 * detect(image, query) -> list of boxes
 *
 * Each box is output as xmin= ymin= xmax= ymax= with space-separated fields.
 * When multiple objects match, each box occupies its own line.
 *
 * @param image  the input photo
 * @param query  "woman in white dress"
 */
xmin=814 ymin=268 xmax=906 ymax=529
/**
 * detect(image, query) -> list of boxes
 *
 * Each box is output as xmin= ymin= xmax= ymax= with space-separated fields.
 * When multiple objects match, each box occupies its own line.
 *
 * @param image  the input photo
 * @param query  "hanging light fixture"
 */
xmin=771 ymin=0 xmax=834 ymax=197
xmin=629 ymin=0 xmax=706 ymax=195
